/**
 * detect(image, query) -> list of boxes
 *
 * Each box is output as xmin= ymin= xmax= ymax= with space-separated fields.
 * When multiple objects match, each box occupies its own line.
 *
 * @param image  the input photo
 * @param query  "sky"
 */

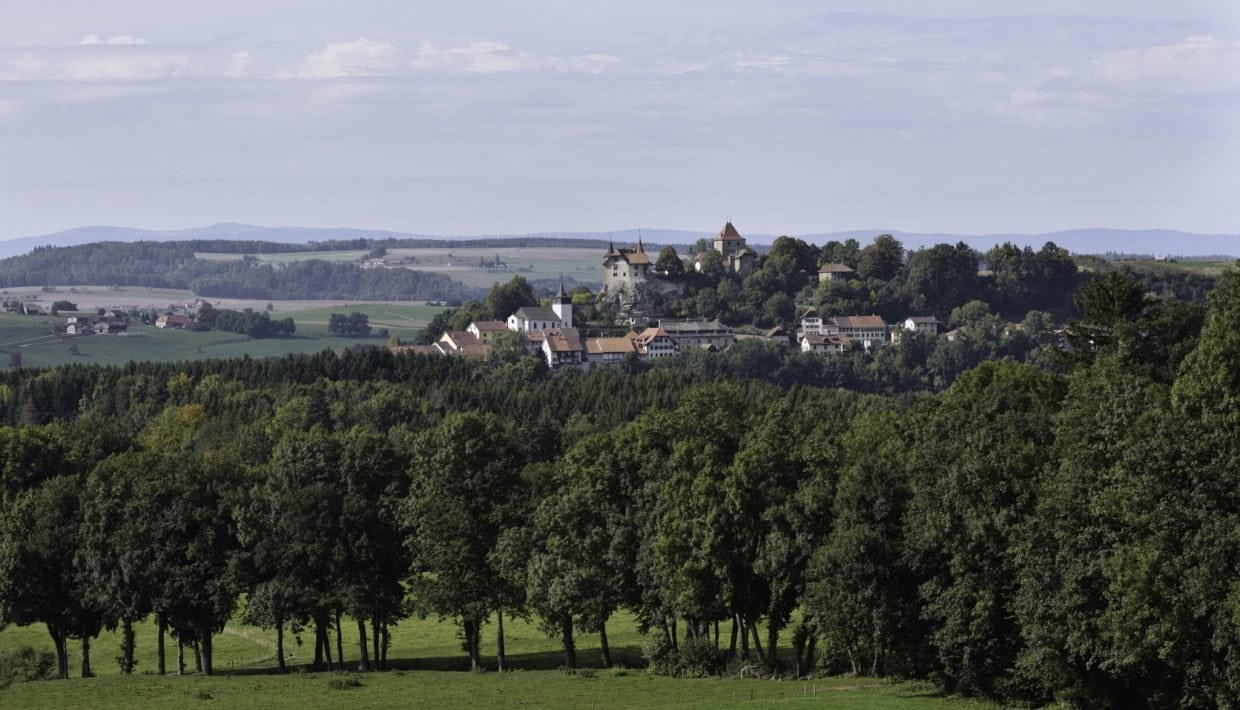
xmin=1 ymin=0 xmax=1237 ymax=240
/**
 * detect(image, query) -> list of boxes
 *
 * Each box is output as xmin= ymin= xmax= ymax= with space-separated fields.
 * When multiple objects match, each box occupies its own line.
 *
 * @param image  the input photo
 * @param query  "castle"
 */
xmin=602 ymin=238 xmax=652 ymax=291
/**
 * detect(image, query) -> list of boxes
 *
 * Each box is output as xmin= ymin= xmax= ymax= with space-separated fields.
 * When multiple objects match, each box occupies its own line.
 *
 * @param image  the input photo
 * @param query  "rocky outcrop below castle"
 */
xmin=598 ymin=278 xmax=681 ymax=322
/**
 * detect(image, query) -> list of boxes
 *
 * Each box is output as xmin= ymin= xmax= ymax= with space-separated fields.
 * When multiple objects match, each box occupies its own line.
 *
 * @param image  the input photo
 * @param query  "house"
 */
xmin=817 ymin=263 xmax=856 ymax=282
xmin=797 ymin=307 xmax=825 ymax=341
xmin=156 ymin=314 xmax=191 ymax=329
xmin=832 ymin=315 xmax=888 ymax=350
xmin=657 ymin=319 xmax=736 ymax=352
xmin=603 ymin=239 xmax=652 ymax=290
xmin=802 ymin=332 xmax=850 ymax=354
xmin=65 ymin=315 xmax=95 ymax=335
xmin=92 ymin=319 xmax=128 ymax=335
xmin=631 ymin=327 xmax=677 ymax=359
xmin=585 ymin=336 xmax=637 ymax=365
xmin=467 ymin=320 xmax=509 ymax=344
xmin=765 ymin=326 xmax=792 ymax=347
xmin=437 ymin=331 xmax=489 ymax=357
xmin=891 ymin=315 xmax=941 ymax=342
xmin=540 ymin=328 xmax=586 ymax=369
xmin=22 ymin=303 xmax=44 ymax=315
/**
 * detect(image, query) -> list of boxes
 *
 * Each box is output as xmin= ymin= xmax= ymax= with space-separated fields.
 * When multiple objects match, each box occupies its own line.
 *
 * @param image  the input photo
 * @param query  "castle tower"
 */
xmin=552 ymin=278 xmax=573 ymax=329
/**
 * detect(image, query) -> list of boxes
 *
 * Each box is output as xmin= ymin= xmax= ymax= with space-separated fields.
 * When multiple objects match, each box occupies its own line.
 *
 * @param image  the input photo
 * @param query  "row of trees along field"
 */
xmin=0 ymin=270 xmax=1238 ymax=705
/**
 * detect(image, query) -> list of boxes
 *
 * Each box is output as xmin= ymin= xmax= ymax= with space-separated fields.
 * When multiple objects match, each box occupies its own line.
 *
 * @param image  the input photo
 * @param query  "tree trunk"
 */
xmin=314 ymin=621 xmax=324 ymax=670
xmin=740 ymin=616 xmax=749 ymax=660
xmin=48 ymin=625 xmax=68 ymax=679
xmin=177 ymin=636 xmax=185 ymax=675
xmin=599 ymin=622 xmax=612 ymax=669
xmin=202 ymin=632 xmax=214 ymax=676
xmin=335 ymin=608 xmax=344 ymax=668
xmin=767 ymin=621 xmax=778 ymax=673
xmin=322 ymin=621 xmax=333 ymax=670
xmin=372 ymin=613 xmax=381 ymax=670
xmin=80 ymin=633 xmax=92 ymax=678
xmin=122 ymin=617 xmax=135 ymax=674
xmin=463 ymin=618 xmax=480 ymax=671
xmin=714 ymin=621 xmax=720 ymax=649
xmin=670 ymin=617 xmax=679 ymax=651
xmin=356 ymin=617 xmax=370 ymax=671
xmin=193 ymin=639 xmax=202 ymax=673
xmin=561 ymin=615 xmax=577 ymax=669
xmin=379 ymin=622 xmax=389 ymax=669
xmin=381 ymin=623 xmax=389 ymax=668
xmin=805 ymin=634 xmax=817 ymax=676
xmin=157 ymin=618 xmax=166 ymax=676
xmin=277 ymin=623 xmax=287 ymax=673
xmin=749 ymin=618 xmax=767 ymax=666
xmin=496 ymin=607 xmax=506 ymax=672
xmin=729 ymin=615 xmax=739 ymax=657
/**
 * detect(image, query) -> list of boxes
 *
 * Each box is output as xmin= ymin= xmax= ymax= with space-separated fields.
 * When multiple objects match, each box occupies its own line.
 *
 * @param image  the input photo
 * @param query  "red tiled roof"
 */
xmin=716 ymin=221 xmax=744 ymax=241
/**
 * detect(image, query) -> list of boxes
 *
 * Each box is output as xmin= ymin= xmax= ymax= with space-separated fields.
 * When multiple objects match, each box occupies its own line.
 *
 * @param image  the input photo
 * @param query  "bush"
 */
xmin=642 ymin=633 xmax=725 ymax=678
xmin=327 ymin=674 xmax=363 ymax=690
xmin=676 ymin=636 xmax=726 ymax=678
xmin=0 ymin=646 xmax=55 ymax=688
xmin=641 ymin=633 xmax=676 ymax=676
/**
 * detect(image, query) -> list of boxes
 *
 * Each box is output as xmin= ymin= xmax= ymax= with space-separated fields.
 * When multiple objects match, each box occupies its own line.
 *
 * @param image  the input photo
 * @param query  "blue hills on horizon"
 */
xmin=1 ymin=222 xmax=1237 ymax=260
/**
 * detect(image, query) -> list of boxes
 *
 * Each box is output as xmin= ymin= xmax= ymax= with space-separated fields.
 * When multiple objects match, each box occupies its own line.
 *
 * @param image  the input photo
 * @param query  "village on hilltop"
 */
xmin=394 ymin=222 xmax=941 ymax=369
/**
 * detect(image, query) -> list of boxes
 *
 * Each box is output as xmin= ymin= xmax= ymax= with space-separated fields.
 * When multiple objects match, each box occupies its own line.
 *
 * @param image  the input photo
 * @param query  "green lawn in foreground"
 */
xmin=0 ymin=611 xmax=978 ymax=709
xmin=0 ymin=672 xmax=970 ymax=709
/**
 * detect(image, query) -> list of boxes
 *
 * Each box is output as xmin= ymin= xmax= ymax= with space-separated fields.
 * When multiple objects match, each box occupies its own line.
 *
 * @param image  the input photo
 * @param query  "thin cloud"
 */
xmin=79 ymin=34 xmax=147 ymax=46
xmin=299 ymin=38 xmax=403 ymax=78
xmin=410 ymin=41 xmax=620 ymax=74
xmin=1097 ymin=35 xmax=1232 ymax=81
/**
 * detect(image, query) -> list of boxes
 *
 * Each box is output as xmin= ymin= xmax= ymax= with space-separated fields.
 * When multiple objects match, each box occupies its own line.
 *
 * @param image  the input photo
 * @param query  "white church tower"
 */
xmin=551 ymin=279 xmax=573 ymax=329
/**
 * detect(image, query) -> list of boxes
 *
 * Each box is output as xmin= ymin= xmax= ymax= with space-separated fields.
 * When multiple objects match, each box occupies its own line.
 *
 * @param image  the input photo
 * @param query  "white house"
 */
xmin=802 ymin=332 xmax=850 ymax=354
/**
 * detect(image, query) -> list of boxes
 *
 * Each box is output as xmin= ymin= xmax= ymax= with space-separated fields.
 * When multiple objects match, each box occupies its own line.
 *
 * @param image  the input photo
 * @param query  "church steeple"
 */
xmin=552 ymin=274 xmax=573 ymax=329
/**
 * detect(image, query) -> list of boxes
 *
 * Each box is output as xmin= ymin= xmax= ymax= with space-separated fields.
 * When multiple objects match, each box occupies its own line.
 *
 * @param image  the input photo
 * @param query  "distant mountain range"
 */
xmin=2 ymin=223 xmax=1237 ymax=259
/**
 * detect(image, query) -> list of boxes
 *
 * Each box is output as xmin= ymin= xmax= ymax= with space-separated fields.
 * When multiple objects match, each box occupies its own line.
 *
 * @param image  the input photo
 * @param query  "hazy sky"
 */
xmin=1 ymin=1 xmax=1237 ymax=239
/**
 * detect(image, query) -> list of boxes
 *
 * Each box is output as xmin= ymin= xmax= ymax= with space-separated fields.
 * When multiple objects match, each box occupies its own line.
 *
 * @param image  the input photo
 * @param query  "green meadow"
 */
xmin=195 ymin=246 xmax=609 ymax=288
xmin=0 ymin=303 xmax=442 ymax=370
xmin=0 ymin=612 xmax=977 ymax=709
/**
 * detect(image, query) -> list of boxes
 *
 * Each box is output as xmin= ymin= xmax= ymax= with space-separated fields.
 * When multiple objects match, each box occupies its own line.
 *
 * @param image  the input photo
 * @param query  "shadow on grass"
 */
xmin=215 ymin=645 xmax=645 ymax=677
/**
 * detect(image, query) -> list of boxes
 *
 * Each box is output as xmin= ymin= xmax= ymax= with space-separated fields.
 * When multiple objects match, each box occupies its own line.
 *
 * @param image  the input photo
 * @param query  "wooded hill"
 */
xmin=1 ymin=269 xmax=1239 ymax=706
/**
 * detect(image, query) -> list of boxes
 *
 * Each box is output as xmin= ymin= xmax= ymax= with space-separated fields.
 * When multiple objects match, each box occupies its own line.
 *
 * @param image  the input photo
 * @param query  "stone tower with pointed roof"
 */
xmin=711 ymin=221 xmax=757 ymax=276
xmin=603 ymin=236 xmax=652 ymax=291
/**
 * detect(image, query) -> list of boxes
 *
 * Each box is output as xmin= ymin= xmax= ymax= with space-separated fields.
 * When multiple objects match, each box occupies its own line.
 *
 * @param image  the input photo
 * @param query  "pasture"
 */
xmin=0 ymin=301 xmax=443 ymax=370
xmin=1113 ymin=259 xmax=1238 ymax=276
xmin=194 ymin=246 xmax=610 ymax=288
xmin=0 ymin=612 xmax=977 ymax=709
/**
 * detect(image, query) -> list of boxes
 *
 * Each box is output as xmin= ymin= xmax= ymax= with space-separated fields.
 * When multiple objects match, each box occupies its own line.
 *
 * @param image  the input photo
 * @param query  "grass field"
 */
xmin=0 ymin=611 xmax=978 ymax=709
xmin=1113 ymin=259 xmax=1238 ymax=276
xmin=0 ymin=302 xmax=443 ymax=370
xmin=193 ymin=246 xmax=609 ymax=288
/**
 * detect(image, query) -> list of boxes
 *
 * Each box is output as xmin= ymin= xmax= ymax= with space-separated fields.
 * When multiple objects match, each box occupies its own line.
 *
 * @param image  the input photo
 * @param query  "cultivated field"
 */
xmin=0 ymin=301 xmax=443 ymax=370
xmin=1113 ymin=259 xmax=1238 ymax=276
xmin=194 ymin=246 xmax=610 ymax=288
xmin=0 ymin=612 xmax=977 ymax=709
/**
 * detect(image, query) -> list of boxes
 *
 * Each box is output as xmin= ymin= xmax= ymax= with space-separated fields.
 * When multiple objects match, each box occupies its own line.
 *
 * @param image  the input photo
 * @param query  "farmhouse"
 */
xmin=467 ymin=320 xmax=508 ymax=344
xmin=540 ymin=328 xmax=587 ymax=369
xmin=657 ymin=319 xmax=736 ymax=352
xmin=631 ymin=327 xmax=677 ymax=359
xmin=585 ymin=336 xmax=637 ymax=364
xmin=436 ymin=331 xmax=489 ymax=357
xmin=817 ymin=263 xmax=856 ymax=282
xmin=802 ymin=332 xmax=850 ymax=354
xmin=156 ymin=314 xmax=191 ymax=329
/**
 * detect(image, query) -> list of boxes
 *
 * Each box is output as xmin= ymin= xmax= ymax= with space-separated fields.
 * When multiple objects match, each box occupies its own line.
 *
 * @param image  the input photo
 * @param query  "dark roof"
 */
xmin=716 ymin=221 xmax=744 ymax=241
xmin=818 ymin=263 xmax=855 ymax=273
xmin=512 ymin=306 xmax=561 ymax=322
xmin=604 ymin=244 xmax=651 ymax=266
